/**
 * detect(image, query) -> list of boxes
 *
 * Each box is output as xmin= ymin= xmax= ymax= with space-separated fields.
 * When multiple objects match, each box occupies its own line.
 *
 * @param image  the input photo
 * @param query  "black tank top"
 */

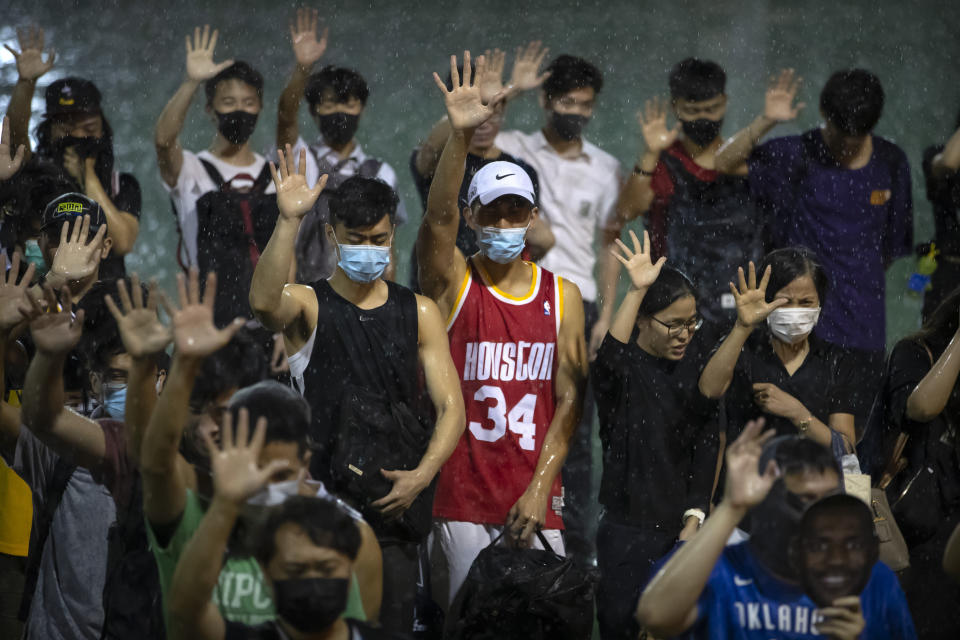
xmin=301 ymin=279 xmax=421 ymax=483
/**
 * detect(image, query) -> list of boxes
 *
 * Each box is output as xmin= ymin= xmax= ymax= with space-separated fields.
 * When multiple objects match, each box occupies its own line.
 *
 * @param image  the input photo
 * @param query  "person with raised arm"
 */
xmin=417 ymin=51 xmax=587 ymax=602
xmin=250 ymin=146 xmax=464 ymax=631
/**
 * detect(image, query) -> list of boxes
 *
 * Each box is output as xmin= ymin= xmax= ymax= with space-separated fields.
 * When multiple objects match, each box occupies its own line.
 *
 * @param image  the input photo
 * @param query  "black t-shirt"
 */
xmin=591 ymin=331 xmax=720 ymax=528
xmin=408 ymin=149 xmax=540 ymax=257
xmin=723 ymin=333 xmax=856 ymax=442
xmin=300 ymin=279 xmax=422 ymax=484
xmin=225 ymin=618 xmax=410 ymax=639
xmin=922 ymin=144 xmax=960 ymax=257
xmin=98 ymin=171 xmax=142 ymax=280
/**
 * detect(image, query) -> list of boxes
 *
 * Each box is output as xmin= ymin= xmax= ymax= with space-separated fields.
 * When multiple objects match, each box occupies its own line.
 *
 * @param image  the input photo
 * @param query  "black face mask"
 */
xmin=748 ymin=481 xmax=808 ymax=581
xmin=55 ymin=134 xmax=114 ymax=191
xmin=215 ymin=110 xmax=258 ymax=145
xmin=550 ymin=112 xmax=589 ymax=141
xmin=316 ymin=112 xmax=360 ymax=147
xmin=274 ymin=577 xmax=348 ymax=633
xmin=680 ymin=118 xmax=723 ymax=147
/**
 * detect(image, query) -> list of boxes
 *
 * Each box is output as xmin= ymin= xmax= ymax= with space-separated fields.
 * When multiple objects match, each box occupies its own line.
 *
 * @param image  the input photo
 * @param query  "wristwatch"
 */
xmin=797 ymin=415 xmax=813 ymax=433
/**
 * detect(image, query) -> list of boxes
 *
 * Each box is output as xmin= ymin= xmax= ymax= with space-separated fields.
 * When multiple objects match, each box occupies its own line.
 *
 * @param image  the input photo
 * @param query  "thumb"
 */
xmin=761 ymin=459 xmax=781 ymax=484
xmin=380 ymin=468 xmax=399 ymax=480
xmin=260 ymin=459 xmax=291 ymax=482
xmin=214 ymin=59 xmax=235 ymax=74
xmin=310 ymin=173 xmax=329 ymax=198
xmin=3 ymin=44 xmax=18 ymax=59
xmin=219 ymin=317 xmax=246 ymax=340
xmin=769 ymin=297 xmax=790 ymax=311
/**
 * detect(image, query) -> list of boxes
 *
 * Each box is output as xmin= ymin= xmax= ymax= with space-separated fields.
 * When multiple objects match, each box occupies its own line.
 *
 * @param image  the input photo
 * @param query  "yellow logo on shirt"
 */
xmin=870 ymin=189 xmax=892 ymax=205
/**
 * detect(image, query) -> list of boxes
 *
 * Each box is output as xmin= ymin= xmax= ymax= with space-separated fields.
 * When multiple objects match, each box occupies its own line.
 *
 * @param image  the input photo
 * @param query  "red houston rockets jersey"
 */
xmin=433 ymin=258 xmax=565 ymax=529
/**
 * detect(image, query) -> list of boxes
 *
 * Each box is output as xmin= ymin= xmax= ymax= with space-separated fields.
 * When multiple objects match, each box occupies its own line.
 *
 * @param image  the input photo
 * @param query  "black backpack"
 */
xmin=446 ymin=532 xmax=598 ymax=640
xmin=195 ymin=159 xmax=279 ymax=325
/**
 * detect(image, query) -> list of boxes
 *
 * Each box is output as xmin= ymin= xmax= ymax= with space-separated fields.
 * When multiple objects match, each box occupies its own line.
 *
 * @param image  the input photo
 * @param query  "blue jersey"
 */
xmin=685 ymin=542 xmax=916 ymax=639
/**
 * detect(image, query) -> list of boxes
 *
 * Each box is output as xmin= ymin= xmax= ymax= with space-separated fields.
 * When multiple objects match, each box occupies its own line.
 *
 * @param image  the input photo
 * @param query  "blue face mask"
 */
xmin=102 ymin=383 xmax=127 ymax=419
xmin=476 ymin=225 xmax=528 ymax=264
xmin=334 ymin=233 xmax=391 ymax=283
xmin=24 ymin=239 xmax=47 ymax=274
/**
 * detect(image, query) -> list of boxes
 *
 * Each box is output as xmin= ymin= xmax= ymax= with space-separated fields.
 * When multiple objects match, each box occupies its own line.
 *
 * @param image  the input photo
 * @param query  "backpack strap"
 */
xmin=19 ymin=457 xmax=76 ymax=621
xmin=198 ymin=158 xmax=227 ymax=189
xmin=250 ymin=160 xmax=274 ymax=194
xmin=356 ymin=157 xmax=383 ymax=179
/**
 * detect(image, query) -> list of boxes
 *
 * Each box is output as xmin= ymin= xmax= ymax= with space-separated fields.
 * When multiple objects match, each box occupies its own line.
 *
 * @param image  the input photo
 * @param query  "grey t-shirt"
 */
xmin=5 ymin=428 xmax=117 ymax=640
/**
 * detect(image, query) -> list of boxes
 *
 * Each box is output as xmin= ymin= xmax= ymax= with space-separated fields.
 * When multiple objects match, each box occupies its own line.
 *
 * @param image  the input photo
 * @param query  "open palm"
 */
xmin=290 ymin=8 xmax=328 ymax=67
xmin=723 ymin=419 xmax=779 ymax=511
xmin=434 ymin=52 xmax=502 ymax=131
xmin=0 ymin=252 xmax=34 ymax=332
xmin=205 ymin=409 xmax=290 ymax=505
xmin=731 ymin=262 xmax=788 ymax=327
xmin=764 ymin=69 xmax=805 ymax=122
xmin=4 ymin=26 xmax=55 ymax=81
xmin=638 ymin=97 xmax=679 ymax=153
xmin=105 ymin=276 xmax=172 ymax=358
xmin=611 ymin=229 xmax=665 ymax=291
xmin=26 ymin=285 xmax=84 ymax=355
xmin=270 ymin=145 xmax=328 ymax=220
xmin=163 ymin=268 xmax=244 ymax=359
xmin=509 ymin=40 xmax=551 ymax=93
xmin=185 ymin=25 xmax=233 ymax=82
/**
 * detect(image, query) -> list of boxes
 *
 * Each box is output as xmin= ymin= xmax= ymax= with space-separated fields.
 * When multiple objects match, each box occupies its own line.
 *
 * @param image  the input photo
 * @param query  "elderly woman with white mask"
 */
xmin=699 ymin=247 xmax=857 ymax=456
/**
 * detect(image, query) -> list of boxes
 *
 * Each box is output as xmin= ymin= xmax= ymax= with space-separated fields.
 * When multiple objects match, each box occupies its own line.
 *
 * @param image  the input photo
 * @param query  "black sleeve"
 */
xmin=827 ymin=347 xmax=859 ymax=416
xmin=590 ymin=333 xmax=633 ymax=401
xmin=687 ymin=416 xmax=720 ymax=513
xmin=885 ymin=340 xmax=934 ymax=434
xmin=114 ymin=172 xmax=142 ymax=218
xmin=518 ymin=158 xmax=541 ymax=207
xmin=408 ymin=149 xmax=431 ymax=213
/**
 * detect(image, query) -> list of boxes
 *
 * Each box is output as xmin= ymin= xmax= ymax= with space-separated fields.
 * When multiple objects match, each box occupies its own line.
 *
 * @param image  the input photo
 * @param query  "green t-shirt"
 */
xmin=146 ymin=489 xmax=367 ymax=627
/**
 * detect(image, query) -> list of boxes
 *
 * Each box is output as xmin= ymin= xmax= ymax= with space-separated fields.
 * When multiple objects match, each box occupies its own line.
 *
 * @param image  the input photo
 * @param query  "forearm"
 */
xmin=141 ymin=355 xmax=200 ymax=474
xmin=609 ymin=288 xmax=646 ymax=344
xmin=715 ymin=115 xmax=777 ymax=174
xmin=525 ymin=216 xmax=554 ymax=261
xmin=84 ymin=168 xmax=138 ymax=255
xmin=417 ymin=397 xmax=465 ymax=480
xmin=637 ymin=501 xmax=744 ymax=634
xmin=414 ymin=117 xmax=452 ymax=178
xmin=155 ymin=79 xmax=201 ymax=148
xmin=906 ymin=333 xmax=960 ymax=422
xmin=7 ymin=79 xmax=37 ymax=154
xmin=944 ymin=521 xmax=960 ymax=581
xmin=528 ymin=373 xmax=584 ymax=497
xmin=426 ymin=130 xmax=470 ymax=226
xmin=21 ymin=351 xmax=67 ymax=434
xmin=596 ymin=234 xmax=621 ymax=326
xmin=125 ymin=357 xmax=159 ymax=464
xmin=168 ymin=496 xmax=237 ymax=637
xmin=249 ymin=218 xmax=299 ymax=328
xmin=698 ymin=324 xmax=752 ymax=398
xmin=277 ymin=65 xmax=311 ymax=149
xmin=617 ymin=150 xmax=659 ymax=218
xmin=933 ymin=128 xmax=960 ymax=175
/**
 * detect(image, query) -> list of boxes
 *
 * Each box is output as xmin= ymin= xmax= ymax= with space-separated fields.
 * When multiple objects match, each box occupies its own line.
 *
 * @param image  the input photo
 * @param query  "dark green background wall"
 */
xmin=4 ymin=0 xmax=959 ymax=348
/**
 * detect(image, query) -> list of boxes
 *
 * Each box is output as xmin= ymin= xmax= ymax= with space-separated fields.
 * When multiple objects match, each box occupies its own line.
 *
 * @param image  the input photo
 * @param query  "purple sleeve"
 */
xmin=884 ymin=150 xmax=914 ymax=265
xmin=746 ymin=137 xmax=797 ymax=206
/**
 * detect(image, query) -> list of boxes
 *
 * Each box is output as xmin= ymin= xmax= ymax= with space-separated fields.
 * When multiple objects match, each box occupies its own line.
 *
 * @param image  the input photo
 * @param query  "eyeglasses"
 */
xmin=651 ymin=315 xmax=703 ymax=337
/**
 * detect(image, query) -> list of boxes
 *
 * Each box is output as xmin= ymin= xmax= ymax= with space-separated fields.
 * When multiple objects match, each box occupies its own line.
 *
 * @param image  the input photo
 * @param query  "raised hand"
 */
xmin=49 ymin=216 xmax=107 ymax=282
xmin=0 ymin=252 xmax=35 ymax=333
xmin=509 ymin=40 xmax=551 ymax=93
xmin=105 ymin=275 xmax=172 ymax=358
xmin=478 ymin=48 xmax=506 ymax=104
xmin=185 ymin=25 xmax=234 ymax=82
xmin=730 ymin=262 xmax=788 ymax=328
xmin=722 ymin=418 xmax=780 ymax=512
xmin=764 ymin=69 xmax=805 ymax=122
xmin=4 ymin=25 xmax=55 ymax=81
xmin=161 ymin=267 xmax=245 ymax=359
xmin=637 ymin=97 xmax=680 ymax=153
xmin=203 ymin=408 xmax=290 ymax=505
xmin=611 ymin=229 xmax=667 ymax=291
xmin=0 ymin=116 xmax=26 ymax=181
xmin=270 ymin=144 xmax=328 ymax=221
xmin=23 ymin=284 xmax=84 ymax=356
xmin=289 ymin=7 xmax=328 ymax=68
xmin=433 ymin=52 xmax=505 ymax=132
xmin=817 ymin=596 xmax=866 ymax=640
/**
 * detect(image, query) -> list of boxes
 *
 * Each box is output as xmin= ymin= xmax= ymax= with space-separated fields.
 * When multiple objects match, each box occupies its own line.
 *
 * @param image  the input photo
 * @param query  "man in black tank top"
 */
xmin=250 ymin=147 xmax=465 ymax=633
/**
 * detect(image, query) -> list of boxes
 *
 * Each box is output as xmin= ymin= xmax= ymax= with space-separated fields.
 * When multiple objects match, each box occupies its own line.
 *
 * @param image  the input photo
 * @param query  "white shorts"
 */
xmin=433 ymin=519 xmax=565 ymax=604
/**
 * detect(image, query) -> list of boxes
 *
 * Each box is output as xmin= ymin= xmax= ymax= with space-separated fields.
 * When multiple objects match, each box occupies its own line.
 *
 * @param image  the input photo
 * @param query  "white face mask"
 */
xmin=245 ymin=477 xmax=331 ymax=507
xmin=767 ymin=307 xmax=821 ymax=344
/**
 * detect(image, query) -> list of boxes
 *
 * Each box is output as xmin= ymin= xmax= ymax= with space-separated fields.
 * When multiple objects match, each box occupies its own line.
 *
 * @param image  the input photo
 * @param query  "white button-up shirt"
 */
xmin=495 ymin=129 xmax=621 ymax=302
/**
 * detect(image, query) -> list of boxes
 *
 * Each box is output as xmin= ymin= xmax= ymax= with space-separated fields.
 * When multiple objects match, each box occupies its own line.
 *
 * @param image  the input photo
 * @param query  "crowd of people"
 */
xmin=0 ymin=11 xmax=959 ymax=640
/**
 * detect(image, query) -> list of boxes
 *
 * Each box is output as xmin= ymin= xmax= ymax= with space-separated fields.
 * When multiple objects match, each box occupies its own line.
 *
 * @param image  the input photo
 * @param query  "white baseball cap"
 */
xmin=467 ymin=161 xmax=535 ymax=206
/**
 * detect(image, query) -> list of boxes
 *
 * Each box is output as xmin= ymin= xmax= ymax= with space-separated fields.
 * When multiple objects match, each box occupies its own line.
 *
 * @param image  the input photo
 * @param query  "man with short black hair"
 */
xmin=714 ymin=69 xmax=912 ymax=401
xmin=614 ymin=58 xmax=763 ymax=325
xmin=250 ymin=148 xmax=465 ymax=632
xmin=276 ymin=9 xmax=406 ymax=283
xmin=637 ymin=423 xmax=916 ymax=639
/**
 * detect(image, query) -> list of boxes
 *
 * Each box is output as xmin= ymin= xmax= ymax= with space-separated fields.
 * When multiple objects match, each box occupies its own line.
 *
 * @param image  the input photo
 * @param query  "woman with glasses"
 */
xmin=699 ymin=247 xmax=857 ymax=455
xmin=592 ymin=230 xmax=720 ymax=640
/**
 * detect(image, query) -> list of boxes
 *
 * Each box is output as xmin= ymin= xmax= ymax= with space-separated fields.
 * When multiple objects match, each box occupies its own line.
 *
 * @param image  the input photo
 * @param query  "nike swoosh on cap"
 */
xmin=495 ymin=173 xmax=515 ymax=180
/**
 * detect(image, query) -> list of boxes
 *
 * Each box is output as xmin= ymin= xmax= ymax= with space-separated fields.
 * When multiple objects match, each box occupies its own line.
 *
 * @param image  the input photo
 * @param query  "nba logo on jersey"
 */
xmin=543 ymin=301 xmax=551 ymax=316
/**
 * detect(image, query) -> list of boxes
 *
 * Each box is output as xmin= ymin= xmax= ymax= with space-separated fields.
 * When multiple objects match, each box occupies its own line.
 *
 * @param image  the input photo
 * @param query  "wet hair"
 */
xmin=228 ymin=381 xmax=311 ymax=455
xmin=820 ymin=69 xmax=884 ymax=136
xmin=637 ymin=266 xmax=697 ymax=317
xmin=799 ymin=493 xmax=874 ymax=539
xmin=542 ymin=55 xmax=603 ymax=101
xmin=669 ymin=58 xmax=727 ymax=101
xmin=189 ymin=328 xmax=267 ymax=408
xmin=758 ymin=247 xmax=829 ymax=305
xmin=760 ymin=435 xmax=841 ymax=479
xmin=0 ymin=159 xmax=75 ymax=247
xmin=305 ymin=66 xmax=369 ymax=111
xmin=907 ymin=286 xmax=960 ymax=348
xmin=205 ymin=61 xmax=264 ymax=107
xmin=34 ymin=113 xmax=115 ymax=161
xmin=329 ymin=176 xmax=399 ymax=228
xmin=256 ymin=496 xmax=361 ymax=564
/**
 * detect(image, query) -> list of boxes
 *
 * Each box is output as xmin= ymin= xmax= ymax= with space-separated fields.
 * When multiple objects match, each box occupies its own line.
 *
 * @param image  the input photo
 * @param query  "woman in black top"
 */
xmin=699 ymin=248 xmax=856 ymax=456
xmin=880 ymin=288 xmax=960 ymax=638
xmin=592 ymin=231 xmax=720 ymax=640
xmin=920 ymin=110 xmax=960 ymax=320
